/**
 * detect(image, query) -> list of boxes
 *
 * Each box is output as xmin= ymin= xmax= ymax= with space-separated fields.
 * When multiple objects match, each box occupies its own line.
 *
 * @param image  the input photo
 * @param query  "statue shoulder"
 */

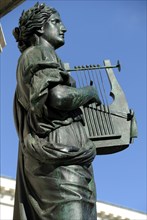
xmin=20 ymin=46 xmax=42 ymax=60
xmin=18 ymin=46 xmax=46 ymax=71
xmin=19 ymin=45 xmax=55 ymax=65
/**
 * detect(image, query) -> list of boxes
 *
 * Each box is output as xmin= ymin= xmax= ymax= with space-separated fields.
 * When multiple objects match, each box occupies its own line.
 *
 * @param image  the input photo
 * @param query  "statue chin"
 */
xmin=54 ymin=40 xmax=65 ymax=49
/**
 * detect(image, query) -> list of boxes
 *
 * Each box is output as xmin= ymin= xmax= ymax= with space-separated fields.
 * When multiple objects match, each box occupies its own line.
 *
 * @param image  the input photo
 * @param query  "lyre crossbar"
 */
xmin=66 ymin=60 xmax=137 ymax=155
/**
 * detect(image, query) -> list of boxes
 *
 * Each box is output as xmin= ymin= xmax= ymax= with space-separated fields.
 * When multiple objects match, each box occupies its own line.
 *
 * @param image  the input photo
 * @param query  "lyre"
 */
xmin=66 ymin=60 xmax=137 ymax=155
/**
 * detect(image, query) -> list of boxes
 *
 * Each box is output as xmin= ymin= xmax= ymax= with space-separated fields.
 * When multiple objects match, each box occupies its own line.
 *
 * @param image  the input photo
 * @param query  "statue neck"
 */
xmin=39 ymin=37 xmax=55 ymax=50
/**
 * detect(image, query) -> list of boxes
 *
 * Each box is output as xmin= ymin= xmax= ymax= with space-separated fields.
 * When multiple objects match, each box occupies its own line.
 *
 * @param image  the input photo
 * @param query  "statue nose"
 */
xmin=60 ymin=24 xmax=67 ymax=33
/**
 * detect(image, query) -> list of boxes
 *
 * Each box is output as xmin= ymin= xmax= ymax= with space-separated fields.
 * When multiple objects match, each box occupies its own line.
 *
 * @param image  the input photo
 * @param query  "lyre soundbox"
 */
xmin=65 ymin=60 xmax=138 ymax=155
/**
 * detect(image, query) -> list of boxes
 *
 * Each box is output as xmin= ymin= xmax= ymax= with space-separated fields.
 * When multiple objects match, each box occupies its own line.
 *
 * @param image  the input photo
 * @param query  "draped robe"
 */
xmin=13 ymin=44 xmax=97 ymax=220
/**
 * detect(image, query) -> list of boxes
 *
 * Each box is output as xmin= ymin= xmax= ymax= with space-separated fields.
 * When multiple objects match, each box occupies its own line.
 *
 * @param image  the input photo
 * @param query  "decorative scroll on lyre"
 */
xmin=66 ymin=60 xmax=137 ymax=155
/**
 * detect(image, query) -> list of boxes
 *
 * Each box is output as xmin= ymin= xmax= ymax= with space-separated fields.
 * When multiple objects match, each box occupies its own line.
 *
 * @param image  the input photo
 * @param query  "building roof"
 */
xmin=0 ymin=0 xmax=25 ymax=52
xmin=0 ymin=0 xmax=25 ymax=18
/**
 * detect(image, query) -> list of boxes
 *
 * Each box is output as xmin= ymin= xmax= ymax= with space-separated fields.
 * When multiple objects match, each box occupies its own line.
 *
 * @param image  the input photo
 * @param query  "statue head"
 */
xmin=13 ymin=2 xmax=67 ymax=52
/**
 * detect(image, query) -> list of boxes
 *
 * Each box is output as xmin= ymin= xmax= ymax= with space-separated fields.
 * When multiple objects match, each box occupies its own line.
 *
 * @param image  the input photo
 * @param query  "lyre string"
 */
xmin=85 ymin=67 xmax=101 ymax=136
xmin=73 ymin=64 xmax=115 ymax=137
xmin=90 ymin=67 xmax=109 ymax=135
xmin=76 ymin=67 xmax=93 ymax=136
xmin=82 ymin=68 xmax=96 ymax=136
xmin=97 ymin=68 xmax=114 ymax=134
xmin=85 ymin=67 xmax=104 ymax=135
xmin=88 ymin=66 xmax=105 ymax=135
xmin=91 ymin=66 xmax=112 ymax=135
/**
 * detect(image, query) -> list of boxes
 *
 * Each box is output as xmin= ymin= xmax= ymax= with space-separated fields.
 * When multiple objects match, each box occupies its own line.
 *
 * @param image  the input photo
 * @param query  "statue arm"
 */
xmin=48 ymin=84 xmax=101 ymax=111
xmin=29 ymin=68 xmax=63 ymax=117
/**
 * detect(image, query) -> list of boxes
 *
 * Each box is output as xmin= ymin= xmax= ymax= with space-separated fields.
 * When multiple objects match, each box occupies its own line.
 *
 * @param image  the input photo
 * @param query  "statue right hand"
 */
xmin=92 ymin=87 xmax=101 ymax=105
xmin=84 ymin=86 xmax=101 ymax=106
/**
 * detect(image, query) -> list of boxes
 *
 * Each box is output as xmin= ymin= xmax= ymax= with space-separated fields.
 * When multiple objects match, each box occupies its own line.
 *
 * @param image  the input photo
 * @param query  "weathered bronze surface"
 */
xmin=13 ymin=3 xmax=101 ymax=220
xmin=13 ymin=2 xmax=138 ymax=220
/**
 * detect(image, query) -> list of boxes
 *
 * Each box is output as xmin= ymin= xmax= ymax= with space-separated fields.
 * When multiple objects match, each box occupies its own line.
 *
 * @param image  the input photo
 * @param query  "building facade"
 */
xmin=0 ymin=177 xmax=146 ymax=220
xmin=0 ymin=24 xmax=6 ymax=52
xmin=0 ymin=0 xmax=25 ymax=18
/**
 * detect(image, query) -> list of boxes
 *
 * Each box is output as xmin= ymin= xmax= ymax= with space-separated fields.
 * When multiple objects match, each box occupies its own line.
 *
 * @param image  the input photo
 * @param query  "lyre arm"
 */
xmin=104 ymin=60 xmax=129 ymax=114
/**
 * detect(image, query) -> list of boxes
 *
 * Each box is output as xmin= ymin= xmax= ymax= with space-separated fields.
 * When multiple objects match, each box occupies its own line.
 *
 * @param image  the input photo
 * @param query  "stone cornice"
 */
xmin=0 ymin=0 xmax=25 ymax=18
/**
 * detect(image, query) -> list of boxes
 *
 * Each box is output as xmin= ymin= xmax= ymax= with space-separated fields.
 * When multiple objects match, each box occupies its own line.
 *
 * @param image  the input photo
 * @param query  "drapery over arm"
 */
xmin=16 ymin=60 xmax=73 ymax=136
xmin=23 ymin=133 xmax=96 ymax=166
xmin=25 ymin=62 xmax=65 ymax=117
xmin=15 ymin=52 xmax=96 ymax=166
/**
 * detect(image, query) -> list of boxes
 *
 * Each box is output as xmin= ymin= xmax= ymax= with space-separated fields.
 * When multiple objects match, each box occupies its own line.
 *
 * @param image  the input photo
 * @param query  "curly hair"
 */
xmin=13 ymin=2 xmax=57 ymax=52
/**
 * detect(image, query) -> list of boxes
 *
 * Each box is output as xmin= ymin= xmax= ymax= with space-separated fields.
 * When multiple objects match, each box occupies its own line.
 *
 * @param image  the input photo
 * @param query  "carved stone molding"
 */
xmin=0 ymin=0 xmax=25 ymax=18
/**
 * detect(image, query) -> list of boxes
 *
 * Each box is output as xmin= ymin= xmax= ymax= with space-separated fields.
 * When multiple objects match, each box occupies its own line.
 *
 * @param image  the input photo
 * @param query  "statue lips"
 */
xmin=59 ymin=33 xmax=65 ymax=40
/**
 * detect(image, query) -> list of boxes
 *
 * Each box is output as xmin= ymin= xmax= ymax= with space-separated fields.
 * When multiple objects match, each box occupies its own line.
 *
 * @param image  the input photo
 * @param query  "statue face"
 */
xmin=42 ymin=12 xmax=67 ymax=49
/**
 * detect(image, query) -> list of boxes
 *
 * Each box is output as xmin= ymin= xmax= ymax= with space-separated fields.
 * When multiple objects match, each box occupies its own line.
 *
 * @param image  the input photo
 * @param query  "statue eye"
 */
xmin=51 ymin=19 xmax=61 ymax=24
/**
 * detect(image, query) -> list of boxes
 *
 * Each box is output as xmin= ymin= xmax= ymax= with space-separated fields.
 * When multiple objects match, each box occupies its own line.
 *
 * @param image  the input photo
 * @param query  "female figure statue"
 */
xmin=13 ymin=3 xmax=101 ymax=220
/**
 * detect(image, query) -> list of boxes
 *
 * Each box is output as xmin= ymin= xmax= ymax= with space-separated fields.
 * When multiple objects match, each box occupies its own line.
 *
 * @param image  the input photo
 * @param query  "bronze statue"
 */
xmin=13 ymin=3 xmax=101 ymax=220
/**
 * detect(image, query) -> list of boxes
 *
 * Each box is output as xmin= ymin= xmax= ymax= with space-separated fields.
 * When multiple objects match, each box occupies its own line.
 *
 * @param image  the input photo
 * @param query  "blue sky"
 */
xmin=0 ymin=0 xmax=146 ymax=214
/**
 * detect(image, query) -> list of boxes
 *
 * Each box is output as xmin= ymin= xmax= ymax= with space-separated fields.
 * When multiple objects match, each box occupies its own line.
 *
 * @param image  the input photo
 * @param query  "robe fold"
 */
xmin=13 ymin=44 xmax=97 ymax=220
